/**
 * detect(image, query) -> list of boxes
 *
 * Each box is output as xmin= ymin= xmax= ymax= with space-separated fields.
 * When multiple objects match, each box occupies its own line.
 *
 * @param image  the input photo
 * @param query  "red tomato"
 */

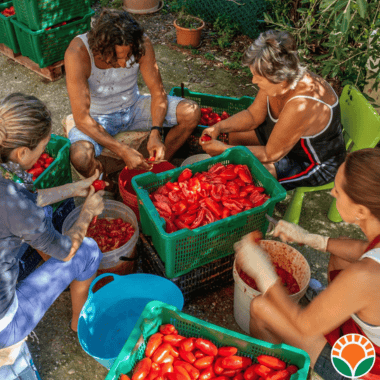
xmin=200 ymin=134 xmax=212 ymax=142
xmin=92 ymin=179 xmax=106 ymax=192
xmin=195 ymin=339 xmax=218 ymax=357
xmin=132 ymin=358 xmax=152 ymax=380
xmin=193 ymin=356 xmax=214 ymax=370
xmin=145 ymin=333 xmax=163 ymax=358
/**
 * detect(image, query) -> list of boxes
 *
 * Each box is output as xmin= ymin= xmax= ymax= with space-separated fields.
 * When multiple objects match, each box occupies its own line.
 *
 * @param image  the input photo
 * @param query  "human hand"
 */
xmin=147 ymin=132 xmax=166 ymax=161
xmin=273 ymin=220 xmax=329 ymax=252
xmin=234 ymin=232 xmax=278 ymax=294
xmin=82 ymin=186 xmax=105 ymax=219
xmin=72 ymin=169 xmax=109 ymax=198
xmin=120 ymin=146 xmax=152 ymax=170
xmin=200 ymin=125 xmax=221 ymax=141
xmin=200 ymin=139 xmax=228 ymax=157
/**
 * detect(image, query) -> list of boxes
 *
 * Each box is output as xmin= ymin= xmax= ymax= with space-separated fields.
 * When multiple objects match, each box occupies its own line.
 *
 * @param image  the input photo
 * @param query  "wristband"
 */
xmin=150 ymin=126 xmax=164 ymax=142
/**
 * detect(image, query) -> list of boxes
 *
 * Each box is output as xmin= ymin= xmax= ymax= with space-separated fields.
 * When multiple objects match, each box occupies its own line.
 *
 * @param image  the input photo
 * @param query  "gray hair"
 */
xmin=242 ymin=30 xmax=306 ymax=89
xmin=0 ymin=93 xmax=51 ymax=163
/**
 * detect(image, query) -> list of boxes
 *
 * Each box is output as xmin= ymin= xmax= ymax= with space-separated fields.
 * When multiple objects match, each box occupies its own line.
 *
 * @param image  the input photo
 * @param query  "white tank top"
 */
xmin=77 ymin=33 xmax=140 ymax=116
xmin=351 ymin=248 xmax=380 ymax=346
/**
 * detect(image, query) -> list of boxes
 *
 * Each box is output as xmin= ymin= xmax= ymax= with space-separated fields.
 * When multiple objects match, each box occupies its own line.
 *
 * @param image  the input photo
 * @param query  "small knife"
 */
xmin=265 ymin=214 xmax=279 ymax=234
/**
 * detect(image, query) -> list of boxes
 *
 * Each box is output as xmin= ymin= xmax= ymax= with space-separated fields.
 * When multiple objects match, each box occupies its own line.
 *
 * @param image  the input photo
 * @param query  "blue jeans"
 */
xmin=0 ymin=237 xmax=103 ymax=348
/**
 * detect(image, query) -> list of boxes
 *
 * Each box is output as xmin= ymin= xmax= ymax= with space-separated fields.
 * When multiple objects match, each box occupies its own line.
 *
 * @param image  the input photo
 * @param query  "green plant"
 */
xmin=204 ymin=53 xmax=215 ymax=60
xmin=223 ymin=61 xmax=243 ymax=70
xmin=264 ymin=0 xmax=380 ymax=96
xmin=176 ymin=11 xmax=203 ymax=29
xmin=212 ymin=15 xmax=240 ymax=49
xmin=100 ymin=0 xmax=122 ymax=8
xmin=191 ymin=49 xmax=200 ymax=54
xmin=231 ymin=52 xmax=243 ymax=61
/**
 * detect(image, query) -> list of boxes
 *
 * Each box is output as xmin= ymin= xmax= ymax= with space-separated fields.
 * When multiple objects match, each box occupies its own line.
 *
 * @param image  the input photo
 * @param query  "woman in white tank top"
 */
xmin=235 ymin=148 xmax=380 ymax=379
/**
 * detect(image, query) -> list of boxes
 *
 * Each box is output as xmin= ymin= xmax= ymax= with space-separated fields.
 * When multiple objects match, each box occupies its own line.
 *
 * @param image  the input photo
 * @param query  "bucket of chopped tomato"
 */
xmin=62 ymin=200 xmax=139 ymax=274
xmin=233 ymin=239 xmax=310 ymax=334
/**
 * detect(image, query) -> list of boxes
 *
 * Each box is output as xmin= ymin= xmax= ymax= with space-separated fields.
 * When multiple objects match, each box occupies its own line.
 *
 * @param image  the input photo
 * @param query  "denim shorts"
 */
xmin=0 ymin=237 xmax=103 ymax=348
xmin=68 ymin=94 xmax=183 ymax=157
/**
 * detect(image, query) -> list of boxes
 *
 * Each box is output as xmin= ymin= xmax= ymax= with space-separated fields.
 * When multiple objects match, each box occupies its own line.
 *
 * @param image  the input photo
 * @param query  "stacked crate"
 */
xmin=1 ymin=0 xmax=93 ymax=67
xmin=0 ymin=1 xmax=20 ymax=53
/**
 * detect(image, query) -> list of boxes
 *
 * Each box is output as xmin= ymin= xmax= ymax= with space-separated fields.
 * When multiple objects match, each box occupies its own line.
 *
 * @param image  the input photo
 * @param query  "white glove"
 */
xmin=235 ymin=233 xmax=278 ymax=294
xmin=273 ymin=220 xmax=329 ymax=252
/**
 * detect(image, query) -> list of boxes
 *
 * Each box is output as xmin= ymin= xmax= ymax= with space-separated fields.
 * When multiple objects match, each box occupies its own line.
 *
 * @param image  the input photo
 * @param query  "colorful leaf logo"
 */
xmin=331 ymin=334 xmax=375 ymax=378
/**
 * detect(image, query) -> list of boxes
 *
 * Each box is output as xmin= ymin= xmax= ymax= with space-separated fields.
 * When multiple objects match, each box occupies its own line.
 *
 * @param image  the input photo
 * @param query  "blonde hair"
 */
xmin=242 ymin=30 xmax=306 ymax=89
xmin=0 ymin=93 xmax=51 ymax=163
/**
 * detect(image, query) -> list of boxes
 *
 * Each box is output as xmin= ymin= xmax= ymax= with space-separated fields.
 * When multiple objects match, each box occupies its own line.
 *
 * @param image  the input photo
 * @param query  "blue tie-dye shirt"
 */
xmin=0 ymin=176 xmax=71 ymax=319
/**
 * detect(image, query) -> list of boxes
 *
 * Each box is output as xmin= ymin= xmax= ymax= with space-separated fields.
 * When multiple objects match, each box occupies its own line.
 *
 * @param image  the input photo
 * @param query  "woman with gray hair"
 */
xmin=200 ymin=30 xmax=346 ymax=190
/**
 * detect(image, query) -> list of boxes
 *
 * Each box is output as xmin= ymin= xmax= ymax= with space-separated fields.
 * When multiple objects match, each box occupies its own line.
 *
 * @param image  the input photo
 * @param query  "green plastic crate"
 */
xmin=169 ymin=87 xmax=255 ymax=120
xmin=11 ymin=9 xmax=93 ymax=68
xmin=106 ymin=301 xmax=311 ymax=380
xmin=169 ymin=87 xmax=255 ymax=155
xmin=0 ymin=1 xmax=20 ymax=53
xmin=132 ymin=146 xmax=287 ymax=279
xmin=12 ymin=0 xmax=92 ymax=31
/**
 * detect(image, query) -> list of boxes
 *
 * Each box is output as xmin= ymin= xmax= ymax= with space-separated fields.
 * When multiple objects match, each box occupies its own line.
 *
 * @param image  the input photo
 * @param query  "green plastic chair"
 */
xmin=283 ymin=85 xmax=380 ymax=224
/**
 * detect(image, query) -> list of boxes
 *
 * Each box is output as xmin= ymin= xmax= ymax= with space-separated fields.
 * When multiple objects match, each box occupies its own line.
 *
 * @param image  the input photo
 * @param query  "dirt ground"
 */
xmin=0 ymin=4 xmax=377 ymax=380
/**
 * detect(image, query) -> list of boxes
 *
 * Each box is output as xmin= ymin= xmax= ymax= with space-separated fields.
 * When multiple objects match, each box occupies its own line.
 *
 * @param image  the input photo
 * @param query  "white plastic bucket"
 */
xmin=233 ymin=240 xmax=311 ymax=334
xmin=62 ymin=200 xmax=139 ymax=270
xmin=181 ymin=154 xmax=211 ymax=167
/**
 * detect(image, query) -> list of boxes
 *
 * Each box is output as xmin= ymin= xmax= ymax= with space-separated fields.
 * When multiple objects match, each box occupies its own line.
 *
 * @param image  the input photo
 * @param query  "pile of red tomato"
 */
xmin=239 ymin=263 xmax=300 ymax=295
xmin=149 ymin=163 xmax=270 ymax=233
xmin=119 ymin=323 xmax=299 ymax=380
xmin=1 ymin=6 xmax=15 ymax=17
xmin=200 ymin=108 xmax=230 ymax=127
xmin=86 ymin=217 xmax=135 ymax=253
xmin=26 ymin=152 xmax=54 ymax=181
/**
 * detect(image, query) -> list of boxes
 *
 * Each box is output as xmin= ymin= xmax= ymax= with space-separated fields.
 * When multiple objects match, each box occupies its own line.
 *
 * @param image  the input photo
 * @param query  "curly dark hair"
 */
xmin=87 ymin=9 xmax=145 ymax=66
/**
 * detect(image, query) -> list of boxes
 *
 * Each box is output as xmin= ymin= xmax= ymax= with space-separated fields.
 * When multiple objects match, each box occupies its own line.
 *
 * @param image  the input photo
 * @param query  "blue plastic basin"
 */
xmin=77 ymin=273 xmax=184 ymax=369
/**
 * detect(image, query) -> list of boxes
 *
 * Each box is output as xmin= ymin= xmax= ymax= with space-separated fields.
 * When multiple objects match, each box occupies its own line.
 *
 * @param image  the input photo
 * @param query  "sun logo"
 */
xmin=331 ymin=334 xmax=376 ymax=378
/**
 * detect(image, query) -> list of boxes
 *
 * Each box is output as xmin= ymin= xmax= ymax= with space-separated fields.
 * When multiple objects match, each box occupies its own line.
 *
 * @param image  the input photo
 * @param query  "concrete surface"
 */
xmin=0 ymin=24 xmax=375 ymax=380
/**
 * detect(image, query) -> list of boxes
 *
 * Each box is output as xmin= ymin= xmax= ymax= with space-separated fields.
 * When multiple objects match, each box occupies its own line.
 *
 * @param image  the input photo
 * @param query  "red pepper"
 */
xmin=203 ymin=198 xmax=222 ymax=218
xmin=154 ymin=201 xmax=173 ymax=215
xmin=174 ymin=361 xmax=200 ymax=380
xmin=159 ymin=324 xmax=177 ymax=335
xmin=193 ymin=356 xmax=215 ymax=370
xmin=179 ymin=348 xmax=196 ymax=364
xmin=174 ymin=366 xmax=192 ymax=380
xmin=166 ymin=182 xmax=181 ymax=192
xmin=221 ymin=207 xmax=231 ymax=219
xmin=220 ymin=169 xmax=237 ymax=180
xmin=221 ymin=111 xmax=230 ymax=120
xmin=163 ymin=335 xmax=186 ymax=346
xmin=242 ymin=365 xmax=259 ymax=380
xmin=181 ymin=338 xmax=196 ymax=352
xmin=132 ymin=358 xmax=152 ymax=380
xmin=201 ymin=134 xmax=212 ymax=142
xmin=178 ymin=168 xmax=193 ymax=183
xmin=161 ymin=363 xmax=174 ymax=377
xmin=145 ymin=333 xmax=163 ymax=358
xmin=121 ymin=375 xmax=131 ymax=380
xmin=253 ymin=364 xmax=273 ymax=378
xmin=221 ymin=356 xmax=244 ymax=370
xmin=172 ymin=200 xmax=188 ymax=215
xmin=190 ymin=209 xmax=205 ymax=229
xmin=195 ymin=339 xmax=218 ymax=356
xmin=199 ymin=366 xmax=214 ymax=380
xmin=152 ymin=343 xmax=174 ymax=364
xmin=266 ymin=370 xmax=291 ymax=380
xmin=174 ymin=218 xmax=191 ymax=231
xmin=257 ymin=355 xmax=286 ymax=371
xmin=214 ymin=357 xmax=225 ymax=375
xmin=237 ymin=167 xmax=253 ymax=184
xmin=179 ymin=212 xmax=197 ymax=225
xmin=285 ymin=365 xmax=298 ymax=375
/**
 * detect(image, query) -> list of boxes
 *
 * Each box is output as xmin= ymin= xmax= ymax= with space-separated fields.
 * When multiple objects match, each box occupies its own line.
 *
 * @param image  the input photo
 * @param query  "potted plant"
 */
xmin=174 ymin=11 xmax=205 ymax=48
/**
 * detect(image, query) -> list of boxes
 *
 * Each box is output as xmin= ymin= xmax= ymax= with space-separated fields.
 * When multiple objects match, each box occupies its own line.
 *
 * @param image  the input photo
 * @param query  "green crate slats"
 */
xmin=0 ymin=1 xmax=20 ymax=53
xmin=12 ymin=0 xmax=92 ymax=31
xmin=173 ymin=0 xmax=268 ymax=39
xmin=169 ymin=87 xmax=254 ymax=121
xmin=106 ymin=301 xmax=311 ymax=380
xmin=132 ymin=146 xmax=286 ymax=279
xmin=11 ymin=10 xmax=93 ymax=68
xmin=9 ymin=134 xmax=72 ymax=211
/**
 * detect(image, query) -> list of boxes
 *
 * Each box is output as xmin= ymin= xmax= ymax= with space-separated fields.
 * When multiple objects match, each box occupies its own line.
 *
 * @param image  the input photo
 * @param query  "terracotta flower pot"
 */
xmin=123 ymin=0 xmax=162 ymax=14
xmin=174 ymin=17 xmax=205 ymax=48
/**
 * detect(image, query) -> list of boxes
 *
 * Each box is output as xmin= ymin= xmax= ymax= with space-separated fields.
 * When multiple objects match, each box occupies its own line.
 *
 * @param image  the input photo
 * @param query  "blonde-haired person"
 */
xmin=235 ymin=148 xmax=380 ymax=379
xmin=0 ymin=93 xmax=104 ymax=355
xmin=200 ymin=30 xmax=346 ymax=191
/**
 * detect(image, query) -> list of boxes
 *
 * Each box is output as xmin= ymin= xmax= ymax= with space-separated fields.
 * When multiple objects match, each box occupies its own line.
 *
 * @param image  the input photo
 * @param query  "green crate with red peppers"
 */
xmin=105 ymin=301 xmax=310 ymax=380
xmin=0 ymin=2 xmax=20 ymax=53
xmin=132 ymin=147 xmax=286 ymax=279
